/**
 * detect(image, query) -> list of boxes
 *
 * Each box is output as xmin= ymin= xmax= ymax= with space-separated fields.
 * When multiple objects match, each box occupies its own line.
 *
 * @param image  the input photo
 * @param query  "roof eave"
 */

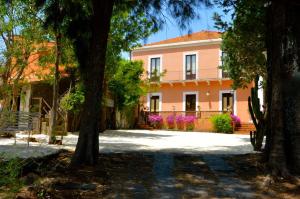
xmin=133 ymin=38 xmax=222 ymax=53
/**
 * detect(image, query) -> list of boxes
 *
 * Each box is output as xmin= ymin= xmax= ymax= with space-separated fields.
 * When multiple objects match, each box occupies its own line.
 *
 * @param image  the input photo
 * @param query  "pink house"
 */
xmin=132 ymin=31 xmax=254 ymax=131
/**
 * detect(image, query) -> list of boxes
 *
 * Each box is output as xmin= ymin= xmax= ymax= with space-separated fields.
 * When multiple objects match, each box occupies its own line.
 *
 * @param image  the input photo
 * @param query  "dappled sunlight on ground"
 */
xmin=0 ymin=129 xmax=253 ymax=159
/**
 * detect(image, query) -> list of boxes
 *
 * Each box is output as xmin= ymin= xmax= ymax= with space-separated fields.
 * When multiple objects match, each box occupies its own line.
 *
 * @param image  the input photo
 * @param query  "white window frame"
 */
xmin=219 ymin=90 xmax=237 ymax=114
xmin=182 ymin=91 xmax=199 ymax=111
xmin=258 ymin=76 xmax=264 ymax=110
xmin=148 ymin=55 xmax=163 ymax=79
xmin=147 ymin=92 xmax=162 ymax=112
xmin=218 ymin=49 xmax=223 ymax=78
xmin=183 ymin=52 xmax=198 ymax=80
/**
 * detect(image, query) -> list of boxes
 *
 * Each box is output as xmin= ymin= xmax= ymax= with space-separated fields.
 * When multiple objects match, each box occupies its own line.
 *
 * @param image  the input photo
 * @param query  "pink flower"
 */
xmin=230 ymin=114 xmax=241 ymax=126
xmin=148 ymin=115 xmax=163 ymax=123
xmin=166 ymin=115 xmax=175 ymax=124
xmin=176 ymin=115 xmax=185 ymax=123
xmin=184 ymin=115 xmax=196 ymax=124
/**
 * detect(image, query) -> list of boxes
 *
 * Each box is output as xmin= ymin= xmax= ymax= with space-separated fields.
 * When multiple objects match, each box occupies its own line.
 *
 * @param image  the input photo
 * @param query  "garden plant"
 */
xmin=211 ymin=114 xmax=233 ymax=133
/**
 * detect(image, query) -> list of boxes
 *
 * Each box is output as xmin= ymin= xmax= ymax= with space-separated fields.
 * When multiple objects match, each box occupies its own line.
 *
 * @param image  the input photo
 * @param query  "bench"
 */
xmin=0 ymin=111 xmax=40 ymax=146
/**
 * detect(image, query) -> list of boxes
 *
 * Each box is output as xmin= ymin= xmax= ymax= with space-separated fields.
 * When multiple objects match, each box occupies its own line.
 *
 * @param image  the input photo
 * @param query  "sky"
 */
xmin=144 ymin=4 xmax=232 ymax=45
xmin=123 ymin=5 xmax=232 ymax=59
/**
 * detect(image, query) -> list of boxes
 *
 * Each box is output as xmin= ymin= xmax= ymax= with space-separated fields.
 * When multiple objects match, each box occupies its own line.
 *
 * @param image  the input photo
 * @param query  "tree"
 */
xmin=104 ymin=7 xmax=158 ymax=129
xmin=108 ymin=60 xmax=145 ymax=128
xmin=266 ymin=0 xmax=300 ymax=176
xmin=215 ymin=0 xmax=300 ymax=176
xmin=0 ymin=0 xmax=45 ymax=110
xmin=214 ymin=0 xmax=268 ymax=152
xmin=214 ymin=0 xmax=266 ymax=89
xmin=38 ymin=0 xmax=78 ymax=143
xmin=38 ymin=0 xmax=212 ymax=166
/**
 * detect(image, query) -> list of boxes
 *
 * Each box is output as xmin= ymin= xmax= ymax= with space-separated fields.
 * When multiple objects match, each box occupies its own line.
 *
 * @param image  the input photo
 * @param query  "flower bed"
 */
xmin=166 ymin=115 xmax=175 ymax=129
xmin=230 ymin=114 xmax=241 ymax=127
xmin=175 ymin=115 xmax=185 ymax=130
xmin=148 ymin=115 xmax=163 ymax=129
xmin=184 ymin=115 xmax=196 ymax=131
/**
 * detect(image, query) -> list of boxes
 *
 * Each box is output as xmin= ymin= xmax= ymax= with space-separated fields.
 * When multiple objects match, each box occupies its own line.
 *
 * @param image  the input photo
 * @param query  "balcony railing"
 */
xmin=146 ymin=68 xmax=230 ymax=82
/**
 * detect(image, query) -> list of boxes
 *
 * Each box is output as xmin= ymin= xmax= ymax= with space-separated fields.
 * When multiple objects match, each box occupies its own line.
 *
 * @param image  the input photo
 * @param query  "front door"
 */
xmin=150 ymin=96 xmax=159 ymax=113
xmin=185 ymin=94 xmax=196 ymax=112
xmin=222 ymin=93 xmax=234 ymax=114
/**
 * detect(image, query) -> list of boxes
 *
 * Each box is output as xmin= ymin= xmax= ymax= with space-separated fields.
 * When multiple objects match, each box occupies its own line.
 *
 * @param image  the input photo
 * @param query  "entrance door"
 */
xmin=150 ymin=96 xmax=160 ymax=113
xmin=222 ymin=93 xmax=234 ymax=114
xmin=185 ymin=94 xmax=196 ymax=112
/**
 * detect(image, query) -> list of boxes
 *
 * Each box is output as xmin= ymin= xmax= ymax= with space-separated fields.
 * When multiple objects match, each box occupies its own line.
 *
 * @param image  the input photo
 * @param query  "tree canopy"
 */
xmin=0 ymin=0 xmax=46 ymax=109
xmin=214 ymin=0 xmax=266 ymax=89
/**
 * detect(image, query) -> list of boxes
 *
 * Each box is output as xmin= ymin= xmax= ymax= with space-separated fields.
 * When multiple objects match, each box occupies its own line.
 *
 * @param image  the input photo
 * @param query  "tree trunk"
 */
xmin=267 ymin=0 xmax=300 ymax=176
xmin=71 ymin=0 xmax=114 ymax=166
xmin=49 ymin=32 xmax=62 ymax=143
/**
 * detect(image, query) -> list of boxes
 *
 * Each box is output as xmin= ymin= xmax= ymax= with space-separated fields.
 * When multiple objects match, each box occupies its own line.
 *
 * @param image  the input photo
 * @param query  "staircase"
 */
xmin=234 ymin=123 xmax=255 ymax=134
xmin=41 ymin=98 xmax=67 ymax=136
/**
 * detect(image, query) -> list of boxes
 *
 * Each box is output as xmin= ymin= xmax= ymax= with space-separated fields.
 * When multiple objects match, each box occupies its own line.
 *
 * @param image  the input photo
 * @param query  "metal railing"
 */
xmin=139 ymin=110 xmax=228 ymax=125
xmin=146 ymin=68 xmax=229 ymax=82
xmin=0 ymin=111 xmax=41 ymax=134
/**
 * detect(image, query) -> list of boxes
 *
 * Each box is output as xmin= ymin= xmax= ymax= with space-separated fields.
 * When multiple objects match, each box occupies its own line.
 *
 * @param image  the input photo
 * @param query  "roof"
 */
xmin=145 ymin=31 xmax=221 ymax=46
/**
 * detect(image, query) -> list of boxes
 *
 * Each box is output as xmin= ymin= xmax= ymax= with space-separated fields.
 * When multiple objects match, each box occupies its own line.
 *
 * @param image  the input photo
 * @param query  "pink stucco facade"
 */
xmin=132 ymin=33 xmax=253 ymax=123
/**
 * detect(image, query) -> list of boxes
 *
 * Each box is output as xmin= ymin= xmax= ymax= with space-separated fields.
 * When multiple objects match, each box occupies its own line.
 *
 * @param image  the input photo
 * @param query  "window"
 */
xmin=183 ymin=91 xmax=198 ymax=115
xmin=185 ymin=94 xmax=196 ymax=111
xmin=150 ymin=57 xmax=160 ymax=81
xmin=222 ymin=93 xmax=234 ymax=114
xmin=150 ymin=95 xmax=160 ymax=113
xmin=221 ymin=52 xmax=229 ymax=78
xmin=185 ymin=54 xmax=196 ymax=80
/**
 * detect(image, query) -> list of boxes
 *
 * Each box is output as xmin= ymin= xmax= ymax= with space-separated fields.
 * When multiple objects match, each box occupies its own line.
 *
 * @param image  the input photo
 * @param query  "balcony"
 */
xmin=149 ymin=75 xmax=160 ymax=82
xmin=145 ymin=68 xmax=231 ymax=85
xmin=160 ymin=68 xmax=229 ymax=81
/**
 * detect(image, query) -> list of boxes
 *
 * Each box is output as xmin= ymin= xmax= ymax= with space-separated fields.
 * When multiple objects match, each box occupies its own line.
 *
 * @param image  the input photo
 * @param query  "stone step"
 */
xmin=137 ymin=124 xmax=153 ymax=130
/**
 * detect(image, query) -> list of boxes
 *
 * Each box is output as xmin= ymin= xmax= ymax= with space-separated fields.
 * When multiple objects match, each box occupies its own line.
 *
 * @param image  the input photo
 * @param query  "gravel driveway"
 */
xmin=0 ymin=129 xmax=253 ymax=159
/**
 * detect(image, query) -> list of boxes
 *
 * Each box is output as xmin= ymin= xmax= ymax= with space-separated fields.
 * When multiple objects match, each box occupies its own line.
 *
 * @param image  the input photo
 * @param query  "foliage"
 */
xmin=108 ymin=60 xmax=144 ymax=110
xmin=105 ymin=6 xmax=158 ymax=112
xmin=0 ymin=158 xmax=24 ymax=192
xmin=37 ymin=38 xmax=78 ymax=83
xmin=213 ymin=0 xmax=266 ymax=89
xmin=60 ymin=84 xmax=85 ymax=114
xmin=0 ymin=0 xmax=46 ymax=110
xmin=211 ymin=114 xmax=233 ymax=133
xmin=148 ymin=114 xmax=163 ymax=128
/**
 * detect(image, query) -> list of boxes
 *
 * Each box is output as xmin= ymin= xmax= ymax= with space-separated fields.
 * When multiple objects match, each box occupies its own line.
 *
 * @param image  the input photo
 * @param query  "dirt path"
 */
xmin=13 ymin=152 xmax=259 ymax=199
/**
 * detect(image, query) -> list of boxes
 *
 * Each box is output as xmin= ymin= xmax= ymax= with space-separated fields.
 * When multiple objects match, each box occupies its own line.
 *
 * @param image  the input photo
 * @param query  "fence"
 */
xmin=0 ymin=111 xmax=41 ymax=132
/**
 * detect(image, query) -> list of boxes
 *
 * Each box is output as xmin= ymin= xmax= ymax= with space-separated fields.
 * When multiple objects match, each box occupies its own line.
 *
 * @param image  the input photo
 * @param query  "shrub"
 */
xmin=60 ymin=84 xmax=85 ymax=114
xmin=230 ymin=114 xmax=241 ymax=127
xmin=0 ymin=157 xmax=24 ymax=193
xmin=211 ymin=114 xmax=233 ymax=133
xmin=175 ymin=115 xmax=185 ymax=130
xmin=166 ymin=115 xmax=175 ymax=129
xmin=148 ymin=114 xmax=163 ymax=128
xmin=185 ymin=115 xmax=196 ymax=131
